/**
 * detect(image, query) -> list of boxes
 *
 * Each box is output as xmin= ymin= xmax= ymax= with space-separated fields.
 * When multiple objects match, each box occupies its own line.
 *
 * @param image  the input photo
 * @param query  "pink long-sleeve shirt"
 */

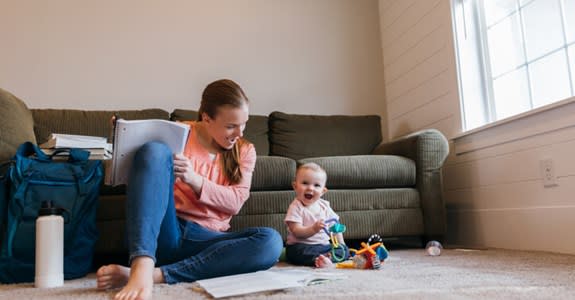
xmin=174 ymin=121 xmax=256 ymax=231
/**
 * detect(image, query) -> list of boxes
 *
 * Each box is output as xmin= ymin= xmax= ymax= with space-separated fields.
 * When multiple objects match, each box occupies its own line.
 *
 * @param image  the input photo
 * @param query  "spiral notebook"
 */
xmin=105 ymin=118 xmax=190 ymax=186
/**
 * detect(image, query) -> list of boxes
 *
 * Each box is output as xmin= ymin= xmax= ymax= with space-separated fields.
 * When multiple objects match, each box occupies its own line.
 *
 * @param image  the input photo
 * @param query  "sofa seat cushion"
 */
xmin=233 ymin=188 xmax=422 ymax=240
xmin=95 ymin=194 xmax=127 ymax=254
xmin=268 ymin=111 xmax=382 ymax=160
xmin=237 ymin=191 xmax=296 ymax=215
xmin=31 ymin=108 xmax=170 ymax=144
xmin=324 ymin=188 xmax=420 ymax=211
xmin=251 ymin=156 xmax=296 ymax=191
xmin=0 ymin=88 xmax=37 ymax=161
xmin=97 ymin=195 xmax=126 ymax=222
xmin=300 ymin=155 xmax=416 ymax=188
xmin=331 ymin=188 xmax=423 ymax=238
xmin=170 ymin=109 xmax=270 ymax=156
xmin=99 ymin=184 xmax=126 ymax=196
xmin=239 ymin=188 xmax=419 ymax=216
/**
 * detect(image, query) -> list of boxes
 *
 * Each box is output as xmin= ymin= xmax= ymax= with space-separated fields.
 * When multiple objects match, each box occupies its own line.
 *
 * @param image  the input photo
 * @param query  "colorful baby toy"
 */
xmin=323 ymin=218 xmax=348 ymax=262
xmin=336 ymin=234 xmax=389 ymax=269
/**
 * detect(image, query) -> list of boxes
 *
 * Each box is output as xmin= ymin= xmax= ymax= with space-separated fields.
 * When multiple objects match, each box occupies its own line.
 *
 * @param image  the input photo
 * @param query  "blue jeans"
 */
xmin=285 ymin=243 xmax=332 ymax=266
xmin=126 ymin=141 xmax=283 ymax=283
xmin=285 ymin=243 xmax=349 ymax=266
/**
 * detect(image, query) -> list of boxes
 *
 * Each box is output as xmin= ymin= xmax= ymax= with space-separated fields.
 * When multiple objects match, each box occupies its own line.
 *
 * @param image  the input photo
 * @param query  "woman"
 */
xmin=97 ymin=79 xmax=283 ymax=300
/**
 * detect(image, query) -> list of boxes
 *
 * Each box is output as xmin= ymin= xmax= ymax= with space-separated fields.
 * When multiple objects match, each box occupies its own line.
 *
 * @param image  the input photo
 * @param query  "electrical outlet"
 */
xmin=540 ymin=159 xmax=558 ymax=187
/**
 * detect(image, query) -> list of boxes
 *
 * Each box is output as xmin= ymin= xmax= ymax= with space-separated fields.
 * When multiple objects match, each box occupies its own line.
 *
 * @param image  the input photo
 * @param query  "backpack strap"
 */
xmin=16 ymin=142 xmax=50 ymax=162
xmin=48 ymin=148 xmax=90 ymax=162
xmin=16 ymin=142 xmax=90 ymax=163
xmin=68 ymin=148 xmax=90 ymax=162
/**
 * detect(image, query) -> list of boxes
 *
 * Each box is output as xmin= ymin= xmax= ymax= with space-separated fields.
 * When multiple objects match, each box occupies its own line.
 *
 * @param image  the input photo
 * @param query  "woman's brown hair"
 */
xmin=198 ymin=79 xmax=249 ymax=184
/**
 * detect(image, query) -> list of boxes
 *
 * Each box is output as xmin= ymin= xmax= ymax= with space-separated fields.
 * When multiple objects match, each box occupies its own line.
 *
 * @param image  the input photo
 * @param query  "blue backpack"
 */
xmin=0 ymin=142 xmax=102 ymax=283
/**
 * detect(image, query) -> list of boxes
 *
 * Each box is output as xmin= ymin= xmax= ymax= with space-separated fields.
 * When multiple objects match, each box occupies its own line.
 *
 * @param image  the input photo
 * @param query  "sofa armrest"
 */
xmin=372 ymin=129 xmax=449 ymax=239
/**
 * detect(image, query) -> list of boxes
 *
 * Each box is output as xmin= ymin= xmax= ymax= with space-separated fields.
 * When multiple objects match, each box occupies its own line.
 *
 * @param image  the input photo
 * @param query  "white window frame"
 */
xmin=451 ymin=0 xmax=575 ymax=133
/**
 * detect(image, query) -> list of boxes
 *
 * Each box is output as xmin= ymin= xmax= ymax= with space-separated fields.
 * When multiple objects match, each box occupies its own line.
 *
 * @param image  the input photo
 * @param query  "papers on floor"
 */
xmin=105 ymin=118 xmax=190 ymax=186
xmin=39 ymin=133 xmax=113 ymax=160
xmin=195 ymin=268 xmax=347 ymax=299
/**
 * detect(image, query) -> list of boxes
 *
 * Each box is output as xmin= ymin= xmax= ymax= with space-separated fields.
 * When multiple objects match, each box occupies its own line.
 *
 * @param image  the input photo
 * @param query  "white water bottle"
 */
xmin=35 ymin=201 xmax=64 ymax=288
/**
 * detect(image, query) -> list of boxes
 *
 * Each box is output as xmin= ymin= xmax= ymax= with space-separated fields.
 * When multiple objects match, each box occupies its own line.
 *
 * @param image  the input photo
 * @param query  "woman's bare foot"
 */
xmin=97 ymin=256 xmax=164 ymax=300
xmin=97 ymin=264 xmax=131 ymax=290
xmin=115 ymin=257 xmax=156 ymax=300
xmin=314 ymin=254 xmax=334 ymax=268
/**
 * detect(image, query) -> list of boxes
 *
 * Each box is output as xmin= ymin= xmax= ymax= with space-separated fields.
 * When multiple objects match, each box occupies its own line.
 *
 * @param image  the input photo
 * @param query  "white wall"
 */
xmin=378 ymin=0 xmax=461 ymax=139
xmin=379 ymin=0 xmax=575 ymax=255
xmin=446 ymin=104 xmax=575 ymax=255
xmin=0 ymin=0 xmax=386 ymax=133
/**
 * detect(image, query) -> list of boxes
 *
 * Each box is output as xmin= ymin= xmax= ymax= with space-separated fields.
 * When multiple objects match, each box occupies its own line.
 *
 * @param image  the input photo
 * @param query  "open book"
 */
xmin=195 ymin=268 xmax=347 ymax=299
xmin=105 ymin=119 xmax=190 ymax=186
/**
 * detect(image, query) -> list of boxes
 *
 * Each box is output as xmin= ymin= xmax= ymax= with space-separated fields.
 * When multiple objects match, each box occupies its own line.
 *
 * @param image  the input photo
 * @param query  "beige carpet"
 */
xmin=2 ymin=248 xmax=575 ymax=299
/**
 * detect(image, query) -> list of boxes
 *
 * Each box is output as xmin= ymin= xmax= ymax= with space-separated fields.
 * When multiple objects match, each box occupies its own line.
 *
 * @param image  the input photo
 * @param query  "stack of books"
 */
xmin=39 ymin=133 xmax=113 ymax=160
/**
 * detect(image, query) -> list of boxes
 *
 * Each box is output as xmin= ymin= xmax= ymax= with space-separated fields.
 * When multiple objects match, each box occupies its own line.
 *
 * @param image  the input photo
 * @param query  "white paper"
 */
xmin=40 ymin=133 xmax=111 ymax=150
xmin=105 ymin=119 xmax=190 ymax=186
xmin=196 ymin=268 xmax=346 ymax=299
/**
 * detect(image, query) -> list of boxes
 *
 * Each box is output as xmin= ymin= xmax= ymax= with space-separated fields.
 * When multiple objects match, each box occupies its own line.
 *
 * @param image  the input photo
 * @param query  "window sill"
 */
xmin=452 ymin=96 xmax=575 ymax=155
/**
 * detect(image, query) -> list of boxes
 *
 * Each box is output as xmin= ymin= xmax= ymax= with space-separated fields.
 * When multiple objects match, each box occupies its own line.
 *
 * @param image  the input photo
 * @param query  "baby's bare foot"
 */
xmin=96 ymin=264 xmax=130 ymax=290
xmin=314 ymin=254 xmax=334 ymax=268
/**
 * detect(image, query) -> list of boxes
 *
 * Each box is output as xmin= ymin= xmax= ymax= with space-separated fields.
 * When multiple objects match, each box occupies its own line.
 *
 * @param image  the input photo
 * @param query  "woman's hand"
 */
xmin=173 ymin=153 xmax=203 ymax=191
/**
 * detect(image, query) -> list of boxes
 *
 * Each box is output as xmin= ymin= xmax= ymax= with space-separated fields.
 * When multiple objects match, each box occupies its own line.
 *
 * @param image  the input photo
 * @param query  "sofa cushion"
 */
xmin=234 ymin=188 xmax=423 ymax=240
xmin=238 ymin=191 xmax=296 ymax=215
xmin=251 ymin=156 xmax=296 ymax=191
xmin=170 ymin=109 xmax=199 ymax=122
xmin=31 ymin=109 xmax=170 ymax=144
xmin=324 ymin=188 xmax=420 ymax=211
xmin=95 ymin=194 xmax=127 ymax=253
xmin=300 ymin=155 xmax=416 ymax=188
xmin=170 ymin=109 xmax=270 ymax=156
xmin=268 ymin=111 xmax=382 ymax=160
xmin=0 ymin=88 xmax=37 ymax=161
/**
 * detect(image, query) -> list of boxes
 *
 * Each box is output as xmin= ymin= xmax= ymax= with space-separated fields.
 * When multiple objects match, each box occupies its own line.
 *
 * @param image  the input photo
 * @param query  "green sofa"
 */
xmin=1 ymin=88 xmax=449 ymax=256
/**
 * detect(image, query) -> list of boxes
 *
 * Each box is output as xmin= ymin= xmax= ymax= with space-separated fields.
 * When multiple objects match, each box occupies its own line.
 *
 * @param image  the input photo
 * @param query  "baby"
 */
xmin=284 ymin=162 xmax=347 ymax=268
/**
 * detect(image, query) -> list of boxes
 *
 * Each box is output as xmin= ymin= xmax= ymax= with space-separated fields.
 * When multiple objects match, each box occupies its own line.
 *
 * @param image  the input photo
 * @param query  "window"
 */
xmin=452 ymin=0 xmax=575 ymax=131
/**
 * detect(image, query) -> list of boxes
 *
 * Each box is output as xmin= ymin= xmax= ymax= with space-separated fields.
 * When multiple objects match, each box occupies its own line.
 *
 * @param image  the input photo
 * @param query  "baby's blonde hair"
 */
xmin=296 ymin=162 xmax=327 ymax=180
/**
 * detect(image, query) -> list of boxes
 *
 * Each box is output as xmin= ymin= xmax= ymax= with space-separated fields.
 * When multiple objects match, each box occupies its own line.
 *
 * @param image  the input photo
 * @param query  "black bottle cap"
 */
xmin=38 ymin=200 xmax=65 ymax=216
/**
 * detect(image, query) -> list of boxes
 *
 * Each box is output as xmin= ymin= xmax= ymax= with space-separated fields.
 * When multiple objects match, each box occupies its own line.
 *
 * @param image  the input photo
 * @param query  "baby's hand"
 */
xmin=312 ymin=219 xmax=326 ymax=233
